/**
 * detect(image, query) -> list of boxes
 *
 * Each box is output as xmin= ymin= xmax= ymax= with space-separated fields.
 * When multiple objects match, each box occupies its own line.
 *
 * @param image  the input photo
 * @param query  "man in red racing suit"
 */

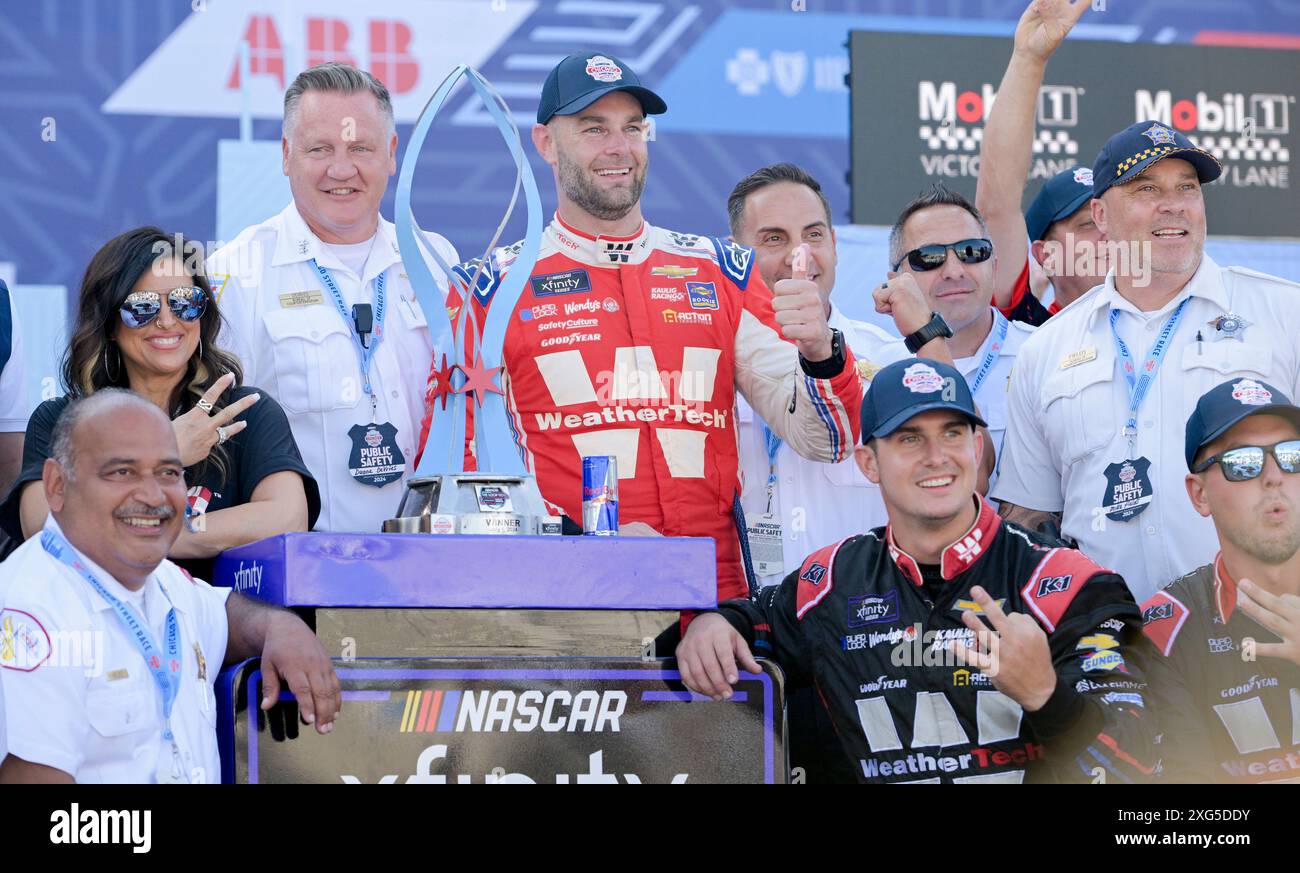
xmin=417 ymin=54 xmax=862 ymax=601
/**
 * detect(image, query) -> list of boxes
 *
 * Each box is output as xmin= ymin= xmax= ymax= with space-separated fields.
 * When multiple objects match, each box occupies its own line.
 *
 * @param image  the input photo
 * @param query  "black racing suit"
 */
xmin=717 ymin=496 xmax=1158 ymax=783
xmin=1142 ymin=557 xmax=1300 ymax=783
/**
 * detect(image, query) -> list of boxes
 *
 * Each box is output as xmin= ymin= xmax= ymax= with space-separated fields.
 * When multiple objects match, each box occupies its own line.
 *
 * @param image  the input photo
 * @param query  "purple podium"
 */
xmin=210 ymin=533 xmax=787 ymax=783
xmin=212 ymin=532 xmax=718 ymax=610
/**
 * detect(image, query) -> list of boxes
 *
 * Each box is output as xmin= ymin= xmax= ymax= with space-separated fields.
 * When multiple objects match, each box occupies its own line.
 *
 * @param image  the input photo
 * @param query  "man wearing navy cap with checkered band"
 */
xmin=977 ymin=0 xmax=1106 ymax=327
xmin=677 ymin=357 xmax=1156 ymax=783
xmin=1141 ymin=379 xmax=1300 ymax=783
xmin=995 ymin=118 xmax=1300 ymax=606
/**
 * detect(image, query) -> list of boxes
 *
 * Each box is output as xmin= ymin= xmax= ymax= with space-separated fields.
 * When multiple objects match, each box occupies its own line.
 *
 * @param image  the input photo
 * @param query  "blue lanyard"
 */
xmin=967 ymin=309 xmax=1010 ymax=396
xmin=1109 ymin=297 xmax=1190 ymax=441
xmin=757 ymin=421 xmax=784 ymax=514
xmin=311 ymin=259 xmax=387 ymax=405
xmin=41 ymin=530 xmax=181 ymax=742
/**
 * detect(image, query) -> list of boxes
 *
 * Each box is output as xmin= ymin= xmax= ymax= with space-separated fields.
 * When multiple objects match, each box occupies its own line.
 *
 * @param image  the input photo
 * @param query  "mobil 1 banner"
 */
xmin=849 ymin=31 xmax=1298 ymax=237
xmin=225 ymin=658 xmax=786 ymax=784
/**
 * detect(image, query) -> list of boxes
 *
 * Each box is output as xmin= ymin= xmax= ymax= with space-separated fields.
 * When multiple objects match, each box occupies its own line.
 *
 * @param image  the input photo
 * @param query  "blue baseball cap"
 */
xmin=1092 ymin=120 xmax=1222 ymax=200
xmin=861 ymin=358 xmax=987 ymax=441
xmin=1185 ymin=379 xmax=1300 ymax=470
xmin=1025 ymin=165 xmax=1095 ymax=242
xmin=536 ymin=53 xmax=668 ymax=125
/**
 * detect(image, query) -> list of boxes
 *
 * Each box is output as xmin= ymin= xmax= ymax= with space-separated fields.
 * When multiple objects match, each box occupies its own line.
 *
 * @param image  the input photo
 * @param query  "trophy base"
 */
xmin=382 ymin=473 xmax=562 ymax=536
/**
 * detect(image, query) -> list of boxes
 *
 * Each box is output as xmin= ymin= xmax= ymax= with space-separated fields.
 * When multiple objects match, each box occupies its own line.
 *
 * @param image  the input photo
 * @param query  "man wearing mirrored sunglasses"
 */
xmin=875 ymin=184 xmax=1037 ymax=497
xmin=1141 ymin=379 xmax=1300 ymax=783
xmin=993 ymin=120 xmax=1300 ymax=606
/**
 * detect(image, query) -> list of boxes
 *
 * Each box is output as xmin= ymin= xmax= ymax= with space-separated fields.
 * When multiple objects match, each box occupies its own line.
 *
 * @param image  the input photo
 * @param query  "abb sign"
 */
xmin=227 ymin=15 xmax=418 ymax=93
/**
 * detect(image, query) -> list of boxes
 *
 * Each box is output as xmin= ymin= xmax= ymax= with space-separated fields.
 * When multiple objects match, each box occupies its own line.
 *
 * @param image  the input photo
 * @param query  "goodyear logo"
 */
xmin=398 ymin=689 xmax=627 ymax=733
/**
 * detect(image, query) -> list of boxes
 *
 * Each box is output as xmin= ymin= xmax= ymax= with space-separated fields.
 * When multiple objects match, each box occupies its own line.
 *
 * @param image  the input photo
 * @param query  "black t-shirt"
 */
xmin=0 ymin=385 xmax=321 ymax=582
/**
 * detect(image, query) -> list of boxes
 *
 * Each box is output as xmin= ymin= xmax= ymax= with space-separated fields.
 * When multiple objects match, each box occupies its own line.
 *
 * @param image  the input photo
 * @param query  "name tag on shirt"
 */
xmin=746 ymin=513 xmax=784 ymax=577
xmin=1060 ymin=347 xmax=1097 ymax=370
xmin=279 ymin=290 xmax=325 ymax=309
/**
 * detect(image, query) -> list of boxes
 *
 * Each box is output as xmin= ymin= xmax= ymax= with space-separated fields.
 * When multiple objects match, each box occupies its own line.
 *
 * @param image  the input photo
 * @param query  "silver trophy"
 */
xmin=382 ymin=65 xmax=557 ymax=536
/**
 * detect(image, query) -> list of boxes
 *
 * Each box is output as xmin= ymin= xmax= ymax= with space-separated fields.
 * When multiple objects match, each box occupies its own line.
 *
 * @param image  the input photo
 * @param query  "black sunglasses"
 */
xmin=119 ymin=286 xmax=209 ymax=329
xmin=893 ymin=238 xmax=993 ymax=272
xmin=1194 ymin=439 xmax=1300 ymax=481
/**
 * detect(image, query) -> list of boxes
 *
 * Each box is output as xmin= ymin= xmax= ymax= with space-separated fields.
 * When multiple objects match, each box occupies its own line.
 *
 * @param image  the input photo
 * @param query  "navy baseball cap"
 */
xmin=1092 ymin=120 xmax=1222 ymax=200
xmin=1185 ymin=378 xmax=1300 ymax=470
xmin=1025 ymin=165 xmax=1095 ymax=242
xmin=861 ymin=358 xmax=987 ymax=441
xmin=536 ymin=53 xmax=668 ymax=125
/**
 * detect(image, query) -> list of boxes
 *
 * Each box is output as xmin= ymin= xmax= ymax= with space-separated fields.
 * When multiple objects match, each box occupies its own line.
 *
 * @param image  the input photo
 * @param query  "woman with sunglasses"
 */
xmin=0 ymin=227 xmax=320 ymax=582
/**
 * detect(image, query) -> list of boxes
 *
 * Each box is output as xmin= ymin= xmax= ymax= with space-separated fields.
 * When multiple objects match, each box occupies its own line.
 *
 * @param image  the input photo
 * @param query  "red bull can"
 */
xmin=581 ymin=455 xmax=619 ymax=535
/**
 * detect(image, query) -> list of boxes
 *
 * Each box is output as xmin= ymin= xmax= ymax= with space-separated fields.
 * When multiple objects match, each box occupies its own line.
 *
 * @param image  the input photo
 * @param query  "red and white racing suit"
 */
xmin=418 ymin=216 xmax=863 ymax=601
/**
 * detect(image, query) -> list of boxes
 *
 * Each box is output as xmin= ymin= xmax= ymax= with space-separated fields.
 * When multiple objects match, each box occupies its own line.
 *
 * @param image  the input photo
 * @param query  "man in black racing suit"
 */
xmin=676 ymin=357 xmax=1157 ymax=783
xmin=1142 ymin=378 xmax=1300 ymax=783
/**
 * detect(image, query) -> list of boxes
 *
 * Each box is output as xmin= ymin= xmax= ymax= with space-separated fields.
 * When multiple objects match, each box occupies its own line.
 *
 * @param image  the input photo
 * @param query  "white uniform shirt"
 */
xmin=0 ymin=289 xmax=28 ymax=432
xmin=0 ymin=517 xmax=230 ymax=783
xmin=209 ymin=202 xmax=458 ymax=532
xmin=992 ymin=255 xmax=1300 ymax=603
xmin=877 ymin=307 xmax=1036 ymax=494
xmin=737 ymin=307 xmax=896 ymax=585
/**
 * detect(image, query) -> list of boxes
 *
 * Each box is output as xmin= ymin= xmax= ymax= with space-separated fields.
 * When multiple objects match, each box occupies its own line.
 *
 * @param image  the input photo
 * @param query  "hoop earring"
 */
xmin=197 ymin=336 xmax=203 ymax=363
xmin=103 ymin=343 xmax=121 ymax=383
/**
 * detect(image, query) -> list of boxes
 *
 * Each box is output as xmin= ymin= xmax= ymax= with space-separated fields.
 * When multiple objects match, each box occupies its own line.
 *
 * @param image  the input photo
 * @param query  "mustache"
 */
xmin=113 ymin=505 xmax=177 ymax=521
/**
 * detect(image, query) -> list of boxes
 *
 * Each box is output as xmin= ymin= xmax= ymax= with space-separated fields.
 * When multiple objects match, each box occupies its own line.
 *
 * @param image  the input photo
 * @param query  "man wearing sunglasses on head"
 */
xmin=993 ymin=121 xmax=1300 ymax=605
xmin=1141 ymin=380 xmax=1300 ymax=783
xmin=874 ymin=184 xmax=1036 ymax=496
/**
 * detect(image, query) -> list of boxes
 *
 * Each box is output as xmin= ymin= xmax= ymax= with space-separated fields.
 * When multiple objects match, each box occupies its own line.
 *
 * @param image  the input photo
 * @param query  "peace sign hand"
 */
xmin=171 ymin=372 xmax=260 ymax=466
xmin=948 ymin=585 xmax=1058 ymax=711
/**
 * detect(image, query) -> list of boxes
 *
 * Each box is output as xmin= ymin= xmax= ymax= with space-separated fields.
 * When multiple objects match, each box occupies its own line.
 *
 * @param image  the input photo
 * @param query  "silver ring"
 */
xmin=216 ymin=425 xmax=228 ymax=444
xmin=197 ymin=398 xmax=215 ymax=414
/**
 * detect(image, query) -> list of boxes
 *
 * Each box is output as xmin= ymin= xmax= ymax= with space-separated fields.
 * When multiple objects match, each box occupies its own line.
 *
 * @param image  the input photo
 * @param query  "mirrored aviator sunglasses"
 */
xmin=1195 ymin=440 xmax=1300 ymax=482
xmin=896 ymin=238 xmax=993 ymax=272
xmin=119 ymin=286 xmax=209 ymax=329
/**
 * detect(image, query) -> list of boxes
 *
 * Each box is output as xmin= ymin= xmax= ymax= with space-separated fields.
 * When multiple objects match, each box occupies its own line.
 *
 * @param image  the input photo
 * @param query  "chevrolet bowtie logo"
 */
xmin=651 ymin=265 xmax=699 ymax=278
xmin=953 ymin=598 xmax=1005 ymax=615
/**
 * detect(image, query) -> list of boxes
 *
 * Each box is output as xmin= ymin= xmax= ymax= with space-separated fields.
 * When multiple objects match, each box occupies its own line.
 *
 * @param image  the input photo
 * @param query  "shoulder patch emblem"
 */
xmin=710 ymin=237 xmax=754 ymax=290
xmin=795 ymin=539 xmax=848 ymax=621
xmin=452 ymin=256 xmax=504 ymax=306
xmin=0 ymin=609 xmax=52 ymax=672
xmin=1021 ymin=547 xmax=1110 ymax=632
xmin=1139 ymin=590 xmax=1191 ymax=657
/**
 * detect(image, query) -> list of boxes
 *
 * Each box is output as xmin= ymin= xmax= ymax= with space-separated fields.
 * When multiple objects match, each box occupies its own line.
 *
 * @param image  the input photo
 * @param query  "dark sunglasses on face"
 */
xmin=1193 ymin=439 xmax=1300 ymax=481
xmin=893 ymin=238 xmax=993 ymax=272
xmin=119 ymin=286 xmax=209 ymax=329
